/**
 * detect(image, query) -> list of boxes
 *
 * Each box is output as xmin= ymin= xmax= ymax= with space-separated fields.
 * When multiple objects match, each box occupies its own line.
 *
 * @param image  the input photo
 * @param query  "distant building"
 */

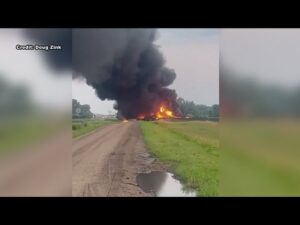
xmin=94 ymin=114 xmax=116 ymax=120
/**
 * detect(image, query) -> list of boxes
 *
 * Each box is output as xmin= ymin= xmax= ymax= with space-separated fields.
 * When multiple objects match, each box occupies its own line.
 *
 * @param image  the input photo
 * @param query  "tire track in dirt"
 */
xmin=72 ymin=120 xmax=165 ymax=197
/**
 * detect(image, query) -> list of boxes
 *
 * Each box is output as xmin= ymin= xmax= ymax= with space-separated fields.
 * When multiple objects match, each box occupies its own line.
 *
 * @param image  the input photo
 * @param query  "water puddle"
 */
xmin=136 ymin=171 xmax=197 ymax=197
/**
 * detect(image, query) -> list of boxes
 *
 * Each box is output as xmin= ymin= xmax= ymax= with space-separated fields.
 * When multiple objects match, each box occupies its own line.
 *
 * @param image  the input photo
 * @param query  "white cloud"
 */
xmin=72 ymin=79 xmax=116 ymax=114
xmin=157 ymin=29 xmax=219 ymax=105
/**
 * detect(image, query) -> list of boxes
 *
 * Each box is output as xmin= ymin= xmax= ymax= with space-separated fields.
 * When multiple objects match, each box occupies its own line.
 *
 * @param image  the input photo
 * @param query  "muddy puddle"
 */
xmin=136 ymin=171 xmax=197 ymax=197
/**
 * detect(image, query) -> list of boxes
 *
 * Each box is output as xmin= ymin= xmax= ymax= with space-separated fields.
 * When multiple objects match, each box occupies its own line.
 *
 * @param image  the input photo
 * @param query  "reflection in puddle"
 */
xmin=136 ymin=171 xmax=197 ymax=197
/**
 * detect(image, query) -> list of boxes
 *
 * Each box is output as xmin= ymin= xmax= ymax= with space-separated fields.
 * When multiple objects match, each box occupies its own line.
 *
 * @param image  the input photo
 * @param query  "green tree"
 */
xmin=211 ymin=104 xmax=219 ymax=118
xmin=0 ymin=77 xmax=33 ymax=118
xmin=176 ymin=97 xmax=219 ymax=120
xmin=72 ymin=99 xmax=94 ymax=119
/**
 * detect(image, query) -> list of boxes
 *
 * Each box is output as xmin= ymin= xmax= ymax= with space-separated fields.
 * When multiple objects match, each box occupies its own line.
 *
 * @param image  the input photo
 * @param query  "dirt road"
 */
xmin=72 ymin=120 xmax=164 ymax=197
xmin=0 ymin=129 xmax=71 ymax=196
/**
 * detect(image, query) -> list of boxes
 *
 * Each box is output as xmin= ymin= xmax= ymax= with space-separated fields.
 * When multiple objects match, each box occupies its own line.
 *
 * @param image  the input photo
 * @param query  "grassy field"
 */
xmin=72 ymin=119 xmax=117 ymax=138
xmin=0 ymin=116 xmax=68 ymax=155
xmin=139 ymin=120 xmax=219 ymax=196
xmin=220 ymin=119 xmax=300 ymax=196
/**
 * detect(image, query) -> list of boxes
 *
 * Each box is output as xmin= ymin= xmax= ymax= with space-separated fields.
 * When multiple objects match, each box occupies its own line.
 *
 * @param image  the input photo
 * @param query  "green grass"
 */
xmin=72 ymin=119 xmax=117 ymax=138
xmin=0 ymin=116 xmax=67 ymax=155
xmin=220 ymin=119 xmax=300 ymax=196
xmin=139 ymin=120 xmax=219 ymax=196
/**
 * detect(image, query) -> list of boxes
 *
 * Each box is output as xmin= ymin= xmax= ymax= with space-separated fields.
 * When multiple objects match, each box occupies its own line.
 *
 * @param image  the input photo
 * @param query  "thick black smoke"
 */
xmin=25 ymin=29 xmax=72 ymax=71
xmin=26 ymin=29 xmax=179 ymax=119
xmin=73 ymin=29 xmax=179 ymax=119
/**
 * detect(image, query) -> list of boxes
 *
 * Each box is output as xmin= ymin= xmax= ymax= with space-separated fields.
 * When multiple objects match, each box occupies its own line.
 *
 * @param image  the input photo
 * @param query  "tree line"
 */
xmin=221 ymin=73 xmax=300 ymax=118
xmin=72 ymin=99 xmax=94 ymax=119
xmin=176 ymin=97 xmax=219 ymax=120
xmin=0 ymin=76 xmax=33 ymax=118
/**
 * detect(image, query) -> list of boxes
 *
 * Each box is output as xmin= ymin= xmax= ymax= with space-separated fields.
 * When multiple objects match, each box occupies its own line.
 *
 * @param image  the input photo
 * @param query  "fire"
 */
xmin=136 ymin=105 xmax=178 ymax=121
xmin=165 ymin=110 xmax=173 ymax=117
xmin=155 ymin=105 xmax=175 ymax=120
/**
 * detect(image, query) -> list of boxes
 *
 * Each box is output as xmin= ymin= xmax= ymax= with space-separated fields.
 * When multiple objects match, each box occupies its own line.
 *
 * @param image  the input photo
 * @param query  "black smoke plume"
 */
xmin=25 ymin=29 xmax=72 ymax=71
xmin=26 ymin=29 xmax=179 ymax=119
xmin=73 ymin=29 xmax=179 ymax=119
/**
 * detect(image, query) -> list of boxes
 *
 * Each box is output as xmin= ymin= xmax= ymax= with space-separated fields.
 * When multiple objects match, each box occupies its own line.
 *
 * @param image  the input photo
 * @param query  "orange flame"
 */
xmin=135 ymin=105 xmax=178 ymax=120
xmin=155 ymin=105 xmax=174 ymax=120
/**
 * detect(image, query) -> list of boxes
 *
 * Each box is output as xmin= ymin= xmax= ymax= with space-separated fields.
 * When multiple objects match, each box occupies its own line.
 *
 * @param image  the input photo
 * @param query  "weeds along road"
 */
xmin=72 ymin=120 xmax=160 ymax=197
